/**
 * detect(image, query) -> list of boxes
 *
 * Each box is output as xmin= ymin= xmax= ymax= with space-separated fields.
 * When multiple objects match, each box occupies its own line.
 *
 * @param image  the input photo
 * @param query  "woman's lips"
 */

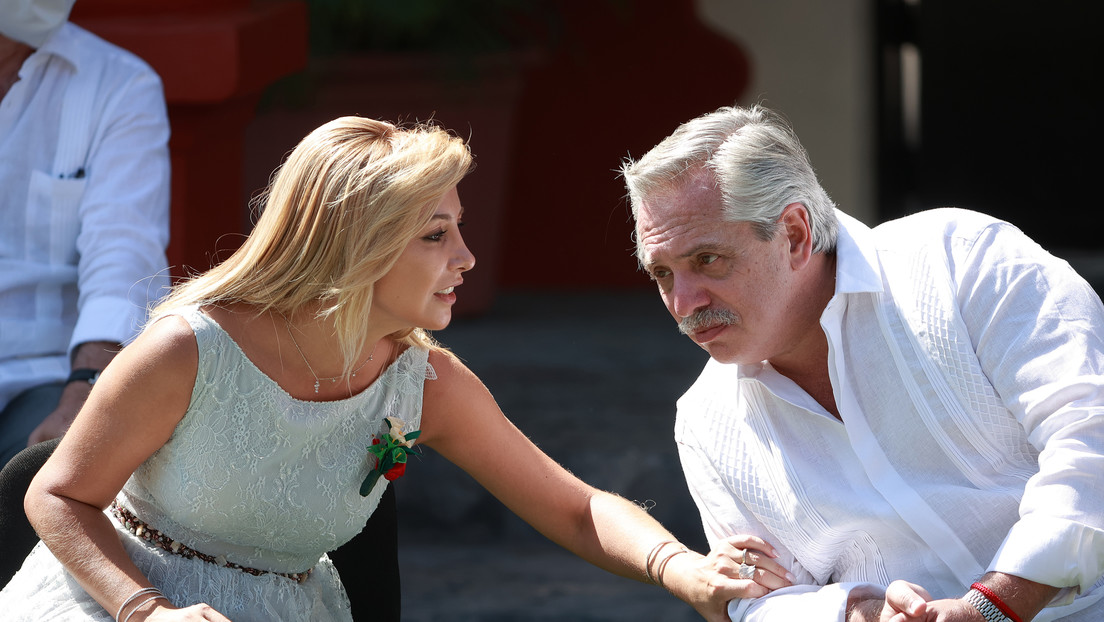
xmin=434 ymin=285 xmax=457 ymax=303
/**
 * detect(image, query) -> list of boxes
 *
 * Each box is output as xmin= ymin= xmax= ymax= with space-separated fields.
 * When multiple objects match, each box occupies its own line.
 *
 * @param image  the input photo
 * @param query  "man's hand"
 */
xmin=28 ymin=380 xmax=92 ymax=445
xmin=911 ymin=572 xmax=1062 ymax=621
xmin=913 ymin=598 xmax=984 ymax=621
xmin=848 ymin=581 xmax=934 ymax=622
xmin=849 ymin=572 xmax=1059 ymax=621
xmin=27 ymin=340 xmax=118 ymax=445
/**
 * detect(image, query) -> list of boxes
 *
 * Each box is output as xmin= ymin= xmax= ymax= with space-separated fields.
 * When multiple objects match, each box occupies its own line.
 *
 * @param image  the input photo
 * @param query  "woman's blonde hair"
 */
xmin=153 ymin=116 xmax=473 ymax=373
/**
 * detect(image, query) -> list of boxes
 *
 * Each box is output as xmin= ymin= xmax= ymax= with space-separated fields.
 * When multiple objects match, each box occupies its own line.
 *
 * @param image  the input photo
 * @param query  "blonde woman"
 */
xmin=0 ymin=117 xmax=791 ymax=621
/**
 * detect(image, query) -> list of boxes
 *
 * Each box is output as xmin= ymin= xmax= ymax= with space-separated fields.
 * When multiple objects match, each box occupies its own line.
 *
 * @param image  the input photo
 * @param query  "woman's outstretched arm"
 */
xmin=419 ymin=351 xmax=792 ymax=621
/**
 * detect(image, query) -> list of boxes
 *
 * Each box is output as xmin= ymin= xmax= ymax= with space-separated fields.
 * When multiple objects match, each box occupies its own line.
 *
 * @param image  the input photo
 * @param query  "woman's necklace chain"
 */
xmin=283 ymin=318 xmax=376 ymax=393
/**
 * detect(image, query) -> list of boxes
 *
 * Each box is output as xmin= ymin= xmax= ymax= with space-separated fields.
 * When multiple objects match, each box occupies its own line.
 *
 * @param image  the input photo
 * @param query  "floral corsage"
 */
xmin=360 ymin=417 xmax=422 ymax=496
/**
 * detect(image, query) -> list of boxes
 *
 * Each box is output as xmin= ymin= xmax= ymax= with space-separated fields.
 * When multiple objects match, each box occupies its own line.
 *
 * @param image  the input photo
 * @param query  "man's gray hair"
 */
xmin=622 ymin=105 xmax=838 ymax=258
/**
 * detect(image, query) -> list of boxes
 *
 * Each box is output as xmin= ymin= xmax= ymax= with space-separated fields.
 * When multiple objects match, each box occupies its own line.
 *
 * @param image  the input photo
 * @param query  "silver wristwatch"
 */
xmin=965 ymin=588 xmax=1012 ymax=622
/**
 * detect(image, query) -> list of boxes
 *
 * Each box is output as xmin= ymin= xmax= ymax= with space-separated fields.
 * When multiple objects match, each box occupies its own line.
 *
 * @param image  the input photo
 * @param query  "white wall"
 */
xmin=696 ymin=0 xmax=877 ymax=224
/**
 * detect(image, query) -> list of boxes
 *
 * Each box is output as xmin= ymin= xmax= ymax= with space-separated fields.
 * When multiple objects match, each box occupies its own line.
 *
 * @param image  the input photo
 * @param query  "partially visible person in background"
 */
xmin=0 ymin=0 xmax=171 ymax=465
xmin=0 ymin=0 xmax=170 ymax=587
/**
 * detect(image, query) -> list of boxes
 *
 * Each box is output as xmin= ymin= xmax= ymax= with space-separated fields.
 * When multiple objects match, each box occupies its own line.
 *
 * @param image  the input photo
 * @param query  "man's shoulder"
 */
xmin=873 ymin=207 xmax=1007 ymax=241
xmin=870 ymin=208 xmax=1025 ymax=273
xmin=50 ymin=22 xmax=161 ymax=81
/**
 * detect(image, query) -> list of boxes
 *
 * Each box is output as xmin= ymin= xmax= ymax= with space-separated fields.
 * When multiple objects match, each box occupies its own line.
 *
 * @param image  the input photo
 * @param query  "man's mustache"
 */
xmin=679 ymin=307 xmax=739 ymax=335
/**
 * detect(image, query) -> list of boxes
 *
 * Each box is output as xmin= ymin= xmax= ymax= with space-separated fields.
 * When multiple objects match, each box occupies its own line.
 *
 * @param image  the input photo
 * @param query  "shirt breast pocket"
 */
xmin=26 ymin=168 xmax=87 ymax=265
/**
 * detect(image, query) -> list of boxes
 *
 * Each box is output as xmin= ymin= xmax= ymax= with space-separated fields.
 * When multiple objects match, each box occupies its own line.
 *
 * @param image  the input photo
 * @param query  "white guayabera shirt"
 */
xmin=0 ymin=22 xmax=170 ymax=405
xmin=676 ymin=209 xmax=1104 ymax=622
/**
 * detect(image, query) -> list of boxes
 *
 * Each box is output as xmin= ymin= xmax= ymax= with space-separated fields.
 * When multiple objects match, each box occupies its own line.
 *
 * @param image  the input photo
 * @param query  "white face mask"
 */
xmin=0 ymin=0 xmax=76 ymax=48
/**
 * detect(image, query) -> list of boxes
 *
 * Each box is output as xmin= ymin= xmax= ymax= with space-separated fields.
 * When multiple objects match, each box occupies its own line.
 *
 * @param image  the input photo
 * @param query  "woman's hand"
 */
xmin=658 ymin=535 xmax=794 ymax=622
xmin=134 ymin=602 xmax=232 ymax=622
xmin=707 ymin=534 xmax=795 ymax=597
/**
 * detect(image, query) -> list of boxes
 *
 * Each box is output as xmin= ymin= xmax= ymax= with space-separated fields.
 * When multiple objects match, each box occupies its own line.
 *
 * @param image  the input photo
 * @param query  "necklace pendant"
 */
xmin=313 ymin=380 xmax=320 ymax=393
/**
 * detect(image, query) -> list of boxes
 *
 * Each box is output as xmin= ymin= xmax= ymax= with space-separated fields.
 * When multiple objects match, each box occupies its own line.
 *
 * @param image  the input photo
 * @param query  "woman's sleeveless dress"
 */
xmin=0 ymin=306 xmax=432 ymax=621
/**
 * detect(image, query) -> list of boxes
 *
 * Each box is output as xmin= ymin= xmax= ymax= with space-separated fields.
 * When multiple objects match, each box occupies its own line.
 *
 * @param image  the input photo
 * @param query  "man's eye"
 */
xmin=699 ymin=254 xmax=719 ymax=266
xmin=651 ymin=269 xmax=671 ymax=280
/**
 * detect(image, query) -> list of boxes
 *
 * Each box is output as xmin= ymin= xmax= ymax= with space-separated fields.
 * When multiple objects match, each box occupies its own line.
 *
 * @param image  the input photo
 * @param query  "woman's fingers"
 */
xmin=735 ymin=548 xmax=793 ymax=587
xmin=721 ymin=534 xmax=779 ymax=558
xmin=721 ymin=535 xmax=795 ymax=585
xmin=705 ymin=535 xmax=796 ymax=594
xmin=146 ymin=603 xmax=233 ymax=621
xmin=745 ymin=560 xmax=793 ymax=590
xmin=695 ymin=534 xmax=798 ymax=605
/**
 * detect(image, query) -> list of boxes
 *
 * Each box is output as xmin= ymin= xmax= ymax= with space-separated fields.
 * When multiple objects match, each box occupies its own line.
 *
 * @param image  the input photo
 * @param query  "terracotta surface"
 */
xmin=72 ymin=0 xmax=308 ymax=276
xmin=499 ymin=0 xmax=750 ymax=289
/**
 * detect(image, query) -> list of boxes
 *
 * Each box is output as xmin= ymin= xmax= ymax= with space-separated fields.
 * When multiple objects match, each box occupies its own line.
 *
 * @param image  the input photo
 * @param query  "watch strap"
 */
xmin=965 ymin=588 xmax=1012 ymax=622
xmin=66 ymin=368 xmax=101 ymax=385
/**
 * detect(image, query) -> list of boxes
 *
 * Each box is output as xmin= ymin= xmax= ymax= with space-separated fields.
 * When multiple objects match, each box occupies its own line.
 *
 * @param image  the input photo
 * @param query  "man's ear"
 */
xmin=780 ymin=203 xmax=813 ymax=269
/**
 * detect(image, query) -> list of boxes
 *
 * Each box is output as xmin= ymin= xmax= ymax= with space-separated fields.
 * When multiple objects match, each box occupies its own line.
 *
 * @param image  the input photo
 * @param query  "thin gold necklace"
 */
xmin=283 ymin=318 xmax=376 ymax=394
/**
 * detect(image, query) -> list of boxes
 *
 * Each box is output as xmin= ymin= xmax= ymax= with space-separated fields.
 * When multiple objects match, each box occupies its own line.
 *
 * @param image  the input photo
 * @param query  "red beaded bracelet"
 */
xmin=970 ymin=582 xmax=1023 ymax=622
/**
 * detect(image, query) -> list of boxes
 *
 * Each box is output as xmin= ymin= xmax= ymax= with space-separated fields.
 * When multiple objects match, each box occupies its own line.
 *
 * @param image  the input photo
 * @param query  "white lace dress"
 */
xmin=0 ymin=306 xmax=432 ymax=621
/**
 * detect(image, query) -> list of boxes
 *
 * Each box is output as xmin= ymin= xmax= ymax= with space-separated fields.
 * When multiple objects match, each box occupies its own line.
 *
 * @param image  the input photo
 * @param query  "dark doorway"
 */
xmin=876 ymin=1 xmax=1102 ymax=274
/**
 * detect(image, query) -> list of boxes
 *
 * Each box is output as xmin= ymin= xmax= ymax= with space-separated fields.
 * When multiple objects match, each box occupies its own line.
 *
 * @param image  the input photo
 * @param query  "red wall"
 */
xmin=498 ymin=0 xmax=749 ymax=289
xmin=72 ymin=0 xmax=308 ymax=277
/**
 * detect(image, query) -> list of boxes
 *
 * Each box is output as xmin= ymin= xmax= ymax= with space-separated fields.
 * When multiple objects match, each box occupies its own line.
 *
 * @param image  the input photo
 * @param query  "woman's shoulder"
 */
xmin=425 ymin=348 xmax=472 ymax=383
xmin=421 ymin=349 xmax=489 ymax=410
xmin=110 ymin=312 xmax=200 ymax=393
xmin=140 ymin=311 xmax=200 ymax=352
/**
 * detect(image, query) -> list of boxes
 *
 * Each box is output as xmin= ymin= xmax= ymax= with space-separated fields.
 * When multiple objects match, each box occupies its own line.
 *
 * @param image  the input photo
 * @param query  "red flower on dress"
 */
xmin=384 ymin=462 xmax=406 ymax=481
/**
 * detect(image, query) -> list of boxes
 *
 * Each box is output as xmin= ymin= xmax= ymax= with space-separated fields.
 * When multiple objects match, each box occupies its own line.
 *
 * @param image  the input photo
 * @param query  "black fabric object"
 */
xmin=332 ymin=485 xmax=402 ymax=622
xmin=0 ymin=437 xmax=60 ymax=587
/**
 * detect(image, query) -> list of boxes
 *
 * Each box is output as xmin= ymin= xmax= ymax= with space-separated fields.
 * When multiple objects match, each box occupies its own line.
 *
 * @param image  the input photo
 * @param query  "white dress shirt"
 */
xmin=0 ymin=22 xmax=170 ymax=405
xmin=676 ymin=208 xmax=1104 ymax=621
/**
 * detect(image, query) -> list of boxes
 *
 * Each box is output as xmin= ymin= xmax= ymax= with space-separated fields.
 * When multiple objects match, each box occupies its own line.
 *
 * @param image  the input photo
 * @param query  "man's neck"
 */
xmin=0 ymin=35 xmax=35 ymax=101
xmin=769 ymin=251 xmax=840 ymax=419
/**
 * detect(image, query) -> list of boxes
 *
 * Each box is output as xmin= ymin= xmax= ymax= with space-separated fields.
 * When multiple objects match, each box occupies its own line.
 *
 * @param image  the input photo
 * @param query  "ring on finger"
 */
xmin=741 ymin=548 xmax=750 ymax=565
xmin=738 ymin=563 xmax=756 ymax=580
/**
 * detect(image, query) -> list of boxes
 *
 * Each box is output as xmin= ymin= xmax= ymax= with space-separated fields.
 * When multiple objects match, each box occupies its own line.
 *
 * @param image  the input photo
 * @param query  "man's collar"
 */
xmin=832 ymin=209 xmax=883 ymax=296
xmin=26 ymin=21 xmax=79 ymax=74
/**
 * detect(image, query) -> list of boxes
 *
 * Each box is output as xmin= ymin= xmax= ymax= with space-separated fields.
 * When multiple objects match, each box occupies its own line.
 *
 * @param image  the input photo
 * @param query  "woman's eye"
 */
xmin=424 ymin=229 xmax=447 ymax=242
